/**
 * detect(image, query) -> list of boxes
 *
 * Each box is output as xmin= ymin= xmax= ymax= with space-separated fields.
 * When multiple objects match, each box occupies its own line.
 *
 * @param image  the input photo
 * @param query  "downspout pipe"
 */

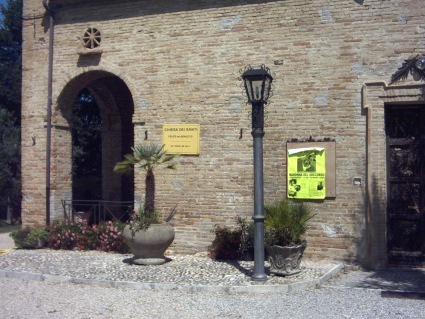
xmin=43 ymin=0 xmax=54 ymax=226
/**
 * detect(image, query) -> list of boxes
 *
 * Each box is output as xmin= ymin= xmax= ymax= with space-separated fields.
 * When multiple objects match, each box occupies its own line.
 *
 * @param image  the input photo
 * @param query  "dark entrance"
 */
xmin=72 ymin=89 xmax=102 ymax=201
xmin=386 ymin=105 xmax=425 ymax=266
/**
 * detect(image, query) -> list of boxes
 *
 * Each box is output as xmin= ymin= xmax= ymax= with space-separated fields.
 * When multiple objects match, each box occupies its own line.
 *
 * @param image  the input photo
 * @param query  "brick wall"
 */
xmin=22 ymin=0 xmax=425 ymax=267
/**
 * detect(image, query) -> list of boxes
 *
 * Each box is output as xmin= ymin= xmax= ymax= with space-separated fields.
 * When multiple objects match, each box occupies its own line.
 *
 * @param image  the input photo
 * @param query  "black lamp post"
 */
xmin=241 ymin=65 xmax=273 ymax=281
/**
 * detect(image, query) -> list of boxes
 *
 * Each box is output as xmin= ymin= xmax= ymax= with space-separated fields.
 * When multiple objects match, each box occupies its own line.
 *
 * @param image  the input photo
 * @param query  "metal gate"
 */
xmin=386 ymin=105 xmax=425 ymax=266
xmin=61 ymin=199 xmax=133 ymax=224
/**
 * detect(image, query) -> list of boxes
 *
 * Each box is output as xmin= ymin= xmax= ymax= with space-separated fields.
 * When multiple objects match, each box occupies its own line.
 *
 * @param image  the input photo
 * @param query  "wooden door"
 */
xmin=386 ymin=105 xmax=425 ymax=266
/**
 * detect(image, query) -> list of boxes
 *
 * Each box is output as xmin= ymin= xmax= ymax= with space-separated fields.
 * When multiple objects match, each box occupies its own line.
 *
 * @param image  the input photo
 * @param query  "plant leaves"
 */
xmin=390 ymin=56 xmax=418 ymax=84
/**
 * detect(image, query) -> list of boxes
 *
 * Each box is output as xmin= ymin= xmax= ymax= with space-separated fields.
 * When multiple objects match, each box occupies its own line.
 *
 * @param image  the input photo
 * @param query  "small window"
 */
xmin=82 ymin=27 xmax=101 ymax=49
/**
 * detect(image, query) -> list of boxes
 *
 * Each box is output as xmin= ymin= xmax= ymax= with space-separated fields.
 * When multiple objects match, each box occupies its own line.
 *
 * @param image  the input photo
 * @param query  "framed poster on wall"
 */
xmin=287 ymin=142 xmax=336 ymax=199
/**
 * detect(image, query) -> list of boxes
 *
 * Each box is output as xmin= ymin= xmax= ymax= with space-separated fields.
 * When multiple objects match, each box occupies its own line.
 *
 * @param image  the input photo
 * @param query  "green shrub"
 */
xmin=236 ymin=216 xmax=255 ymax=260
xmin=208 ymin=199 xmax=315 ymax=261
xmin=209 ymin=224 xmax=241 ymax=260
xmin=209 ymin=216 xmax=257 ymax=260
xmin=9 ymin=227 xmax=48 ymax=249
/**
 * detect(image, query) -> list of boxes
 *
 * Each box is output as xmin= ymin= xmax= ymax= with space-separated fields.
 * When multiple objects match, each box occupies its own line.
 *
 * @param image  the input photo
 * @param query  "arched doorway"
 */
xmin=54 ymin=71 xmax=134 ymax=223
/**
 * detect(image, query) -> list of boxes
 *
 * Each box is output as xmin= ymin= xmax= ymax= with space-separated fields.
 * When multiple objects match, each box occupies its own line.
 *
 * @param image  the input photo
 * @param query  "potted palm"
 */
xmin=114 ymin=143 xmax=178 ymax=265
xmin=264 ymin=198 xmax=315 ymax=276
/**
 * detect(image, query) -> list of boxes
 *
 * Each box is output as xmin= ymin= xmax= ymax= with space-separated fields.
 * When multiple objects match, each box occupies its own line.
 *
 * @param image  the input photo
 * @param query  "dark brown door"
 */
xmin=386 ymin=105 xmax=425 ymax=266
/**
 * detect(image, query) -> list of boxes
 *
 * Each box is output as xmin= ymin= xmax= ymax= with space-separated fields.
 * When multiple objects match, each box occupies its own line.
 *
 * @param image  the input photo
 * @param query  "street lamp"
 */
xmin=241 ymin=65 xmax=273 ymax=281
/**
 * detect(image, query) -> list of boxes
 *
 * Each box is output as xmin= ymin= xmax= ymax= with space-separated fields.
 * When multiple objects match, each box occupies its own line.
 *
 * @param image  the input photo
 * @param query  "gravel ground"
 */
xmin=0 ymin=277 xmax=423 ymax=319
xmin=1 ymin=249 xmax=424 ymax=318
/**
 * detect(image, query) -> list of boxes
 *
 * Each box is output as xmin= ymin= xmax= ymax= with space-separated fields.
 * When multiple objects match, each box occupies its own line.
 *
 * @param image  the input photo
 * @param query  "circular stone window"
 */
xmin=82 ymin=27 xmax=101 ymax=49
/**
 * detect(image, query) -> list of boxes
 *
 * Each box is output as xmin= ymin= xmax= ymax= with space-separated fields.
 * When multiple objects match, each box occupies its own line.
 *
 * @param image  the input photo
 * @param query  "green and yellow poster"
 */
xmin=287 ymin=147 xmax=326 ymax=199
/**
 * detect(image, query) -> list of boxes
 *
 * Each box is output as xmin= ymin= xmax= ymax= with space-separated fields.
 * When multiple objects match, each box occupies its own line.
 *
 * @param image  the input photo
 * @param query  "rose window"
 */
xmin=82 ymin=27 xmax=101 ymax=49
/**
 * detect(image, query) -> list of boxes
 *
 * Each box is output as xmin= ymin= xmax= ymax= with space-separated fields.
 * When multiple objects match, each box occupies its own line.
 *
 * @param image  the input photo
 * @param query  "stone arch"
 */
xmin=49 ymin=69 xmax=135 ymax=221
xmin=53 ymin=64 xmax=141 ymax=109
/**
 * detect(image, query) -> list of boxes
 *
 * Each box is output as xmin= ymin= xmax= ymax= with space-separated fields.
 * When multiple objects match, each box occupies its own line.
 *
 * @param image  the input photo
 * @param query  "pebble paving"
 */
xmin=0 ymin=249 xmax=341 ymax=291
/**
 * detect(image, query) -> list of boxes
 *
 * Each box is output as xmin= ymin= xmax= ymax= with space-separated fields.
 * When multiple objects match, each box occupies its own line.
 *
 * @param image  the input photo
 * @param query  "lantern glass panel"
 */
xmin=263 ymin=76 xmax=272 ymax=103
xmin=252 ymin=79 xmax=264 ymax=102
xmin=244 ymin=80 xmax=254 ymax=102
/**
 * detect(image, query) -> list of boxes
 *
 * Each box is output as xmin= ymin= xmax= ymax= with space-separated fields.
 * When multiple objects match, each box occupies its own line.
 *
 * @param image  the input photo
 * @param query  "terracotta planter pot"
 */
xmin=265 ymin=243 xmax=307 ymax=276
xmin=123 ymin=223 xmax=175 ymax=265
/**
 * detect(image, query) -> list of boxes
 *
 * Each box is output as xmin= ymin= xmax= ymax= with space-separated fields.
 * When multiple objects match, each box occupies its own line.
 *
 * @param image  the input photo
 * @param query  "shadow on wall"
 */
xmin=49 ymin=0 xmax=282 ymax=25
xmin=354 ymin=174 xmax=386 ymax=270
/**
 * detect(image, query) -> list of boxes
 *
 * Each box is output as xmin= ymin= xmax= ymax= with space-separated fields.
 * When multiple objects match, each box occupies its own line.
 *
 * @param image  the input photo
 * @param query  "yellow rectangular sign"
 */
xmin=287 ymin=147 xmax=326 ymax=199
xmin=162 ymin=124 xmax=200 ymax=155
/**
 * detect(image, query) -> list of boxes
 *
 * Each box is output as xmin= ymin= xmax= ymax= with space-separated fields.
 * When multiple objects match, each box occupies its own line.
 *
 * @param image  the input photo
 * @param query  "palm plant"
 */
xmin=113 ymin=144 xmax=178 ymax=218
xmin=265 ymin=198 xmax=315 ymax=246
